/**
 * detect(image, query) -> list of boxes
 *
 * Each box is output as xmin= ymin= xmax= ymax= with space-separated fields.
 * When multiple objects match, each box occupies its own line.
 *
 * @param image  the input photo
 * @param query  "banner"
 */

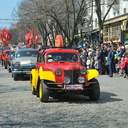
xmin=25 ymin=29 xmax=41 ymax=47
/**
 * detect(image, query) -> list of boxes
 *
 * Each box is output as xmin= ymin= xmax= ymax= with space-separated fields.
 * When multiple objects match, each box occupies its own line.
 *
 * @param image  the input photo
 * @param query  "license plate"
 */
xmin=64 ymin=84 xmax=83 ymax=90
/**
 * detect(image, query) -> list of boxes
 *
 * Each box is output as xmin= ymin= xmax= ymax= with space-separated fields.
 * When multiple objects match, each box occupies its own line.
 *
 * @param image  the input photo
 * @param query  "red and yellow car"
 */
xmin=30 ymin=48 xmax=100 ymax=102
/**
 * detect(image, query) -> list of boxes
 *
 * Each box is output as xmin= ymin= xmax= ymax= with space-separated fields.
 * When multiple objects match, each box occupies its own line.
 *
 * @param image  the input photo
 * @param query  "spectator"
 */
xmin=124 ymin=51 xmax=128 ymax=78
xmin=107 ymin=45 xmax=115 ymax=77
xmin=80 ymin=48 xmax=88 ymax=67
xmin=97 ymin=45 xmax=105 ymax=74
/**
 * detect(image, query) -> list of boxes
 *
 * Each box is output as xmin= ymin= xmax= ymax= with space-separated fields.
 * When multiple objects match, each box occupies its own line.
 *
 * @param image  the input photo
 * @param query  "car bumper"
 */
xmin=48 ymin=84 xmax=84 ymax=91
xmin=12 ymin=70 xmax=31 ymax=75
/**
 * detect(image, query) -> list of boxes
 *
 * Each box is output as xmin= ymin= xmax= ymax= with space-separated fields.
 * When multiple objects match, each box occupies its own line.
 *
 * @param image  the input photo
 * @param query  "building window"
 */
xmin=117 ymin=10 xmax=119 ymax=15
xmin=113 ymin=12 xmax=116 ymax=16
xmin=124 ymin=8 xmax=127 ymax=14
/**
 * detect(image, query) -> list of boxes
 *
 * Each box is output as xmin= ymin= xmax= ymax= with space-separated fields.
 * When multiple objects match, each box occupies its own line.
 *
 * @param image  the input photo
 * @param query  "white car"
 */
xmin=12 ymin=48 xmax=38 ymax=81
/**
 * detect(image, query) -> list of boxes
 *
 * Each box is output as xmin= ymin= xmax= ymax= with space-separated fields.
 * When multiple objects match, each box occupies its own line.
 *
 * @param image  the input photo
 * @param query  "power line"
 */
xmin=0 ymin=19 xmax=19 ymax=21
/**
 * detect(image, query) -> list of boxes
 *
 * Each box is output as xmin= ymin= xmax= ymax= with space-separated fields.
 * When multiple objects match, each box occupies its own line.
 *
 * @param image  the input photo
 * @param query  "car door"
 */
xmin=31 ymin=53 xmax=41 ymax=88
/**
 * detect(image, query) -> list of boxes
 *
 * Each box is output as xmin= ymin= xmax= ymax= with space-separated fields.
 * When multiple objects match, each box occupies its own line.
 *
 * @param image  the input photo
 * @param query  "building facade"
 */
xmin=103 ymin=13 xmax=128 ymax=44
xmin=86 ymin=0 xmax=128 ymax=44
xmin=92 ymin=0 xmax=128 ymax=29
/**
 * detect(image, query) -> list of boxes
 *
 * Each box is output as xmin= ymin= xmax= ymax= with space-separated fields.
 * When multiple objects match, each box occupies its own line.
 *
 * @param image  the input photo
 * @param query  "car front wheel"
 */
xmin=87 ymin=78 xmax=100 ymax=101
xmin=39 ymin=80 xmax=49 ymax=102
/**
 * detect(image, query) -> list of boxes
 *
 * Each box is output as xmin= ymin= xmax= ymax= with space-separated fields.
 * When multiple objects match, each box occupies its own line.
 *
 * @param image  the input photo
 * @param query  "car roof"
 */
xmin=16 ymin=48 xmax=38 ymax=52
xmin=41 ymin=48 xmax=79 ymax=54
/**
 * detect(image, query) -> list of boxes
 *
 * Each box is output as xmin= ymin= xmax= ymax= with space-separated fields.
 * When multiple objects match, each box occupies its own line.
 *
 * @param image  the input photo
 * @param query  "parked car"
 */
xmin=30 ymin=48 xmax=100 ymax=102
xmin=12 ymin=48 xmax=38 ymax=80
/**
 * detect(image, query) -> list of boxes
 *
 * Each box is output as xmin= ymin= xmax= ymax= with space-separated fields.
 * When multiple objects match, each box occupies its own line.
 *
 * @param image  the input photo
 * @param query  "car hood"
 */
xmin=13 ymin=57 xmax=37 ymax=65
xmin=44 ymin=62 xmax=84 ymax=71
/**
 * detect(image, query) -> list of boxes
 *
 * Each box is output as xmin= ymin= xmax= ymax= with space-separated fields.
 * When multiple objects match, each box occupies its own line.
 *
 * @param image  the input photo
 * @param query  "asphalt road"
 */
xmin=0 ymin=65 xmax=128 ymax=128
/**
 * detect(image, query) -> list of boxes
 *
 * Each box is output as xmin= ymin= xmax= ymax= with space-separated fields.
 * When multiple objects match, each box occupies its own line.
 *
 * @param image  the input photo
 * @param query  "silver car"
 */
xmin=12 ymin=48 xmax=38 ymax=81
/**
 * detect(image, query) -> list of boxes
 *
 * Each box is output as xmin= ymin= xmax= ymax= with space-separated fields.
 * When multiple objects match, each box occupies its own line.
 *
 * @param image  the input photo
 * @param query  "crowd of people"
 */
xmin=80 ymin=43 xmax=128 ymax=78
xmin=0 ymin=42 xmax=128 ymax=79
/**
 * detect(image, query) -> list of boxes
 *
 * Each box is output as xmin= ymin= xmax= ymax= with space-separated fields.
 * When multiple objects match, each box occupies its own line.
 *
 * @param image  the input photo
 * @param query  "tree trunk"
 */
xmin=98 ymin=21 xmax=104 ymax=44
xmin=99 ymin=29 xmax=103 ymax=44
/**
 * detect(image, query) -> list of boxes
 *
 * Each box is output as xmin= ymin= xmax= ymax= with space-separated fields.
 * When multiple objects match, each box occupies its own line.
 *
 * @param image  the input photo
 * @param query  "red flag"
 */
xmin=0 ymin=28 xmax=12 ymax=46
xmin=25 ymin=31 xmax=33 ymax=47
xmin=25 ymin=29 xmax=41 ymax=47
xmin=55 ymin=35 xmax=64 ymax=47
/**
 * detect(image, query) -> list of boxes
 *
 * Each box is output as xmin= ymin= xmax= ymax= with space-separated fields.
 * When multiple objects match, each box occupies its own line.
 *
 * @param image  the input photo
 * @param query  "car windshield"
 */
xmin=16 ymin=50 xmax=38 ymax=58
xmin=47 ymin=52 xmax=79 ymax=62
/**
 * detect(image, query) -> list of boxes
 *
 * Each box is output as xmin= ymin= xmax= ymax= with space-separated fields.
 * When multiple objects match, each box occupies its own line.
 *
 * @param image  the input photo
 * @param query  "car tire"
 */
xmin=39 ymin=80 xmax=49 ymax=102
xmin=88 ymin=78 xmax=100 ymax=101
xmin=32 ymin=86 xmax=36 ymax=95
xmin=13 ymin=74 xmax=19 ymax=81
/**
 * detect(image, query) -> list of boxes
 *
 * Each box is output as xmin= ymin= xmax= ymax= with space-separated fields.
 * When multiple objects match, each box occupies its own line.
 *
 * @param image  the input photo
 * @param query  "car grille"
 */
xmin=20 ymin=65 xmax=32 ymax=71
xmin=64 ymin=70 xmax=80 ymax=84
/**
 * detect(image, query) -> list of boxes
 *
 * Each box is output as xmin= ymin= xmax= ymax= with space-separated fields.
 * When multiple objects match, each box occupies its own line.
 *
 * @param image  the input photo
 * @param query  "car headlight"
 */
xmin=14 ymin=62 xmax=20 ymax=68
xmin=64 ymin=77 xmax=71 ymax=84
xmin=78 ymin=76 xmax=85 ymax=84
xmin=56 ymin=69 xmax=62 ymax=76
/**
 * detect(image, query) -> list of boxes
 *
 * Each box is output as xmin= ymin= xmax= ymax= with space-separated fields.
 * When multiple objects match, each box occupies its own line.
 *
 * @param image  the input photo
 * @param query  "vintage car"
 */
xmin=12 ymin=48 xmax=38 ymax=80
xmin=30 ymin=48 xmax=100 ymax=102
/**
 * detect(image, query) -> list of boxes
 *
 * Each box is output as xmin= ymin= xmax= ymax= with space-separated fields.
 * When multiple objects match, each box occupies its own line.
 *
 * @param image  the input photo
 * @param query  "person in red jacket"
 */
xmin=124 ymin=53 xmax=128 ymax=78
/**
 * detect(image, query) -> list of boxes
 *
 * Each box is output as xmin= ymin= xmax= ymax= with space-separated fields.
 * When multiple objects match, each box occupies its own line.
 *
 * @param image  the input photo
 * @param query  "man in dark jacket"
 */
xmin=107 ymin=46 xmax=115 ymax=77
xmin=97 ymin=45 xmax=105 ymax=74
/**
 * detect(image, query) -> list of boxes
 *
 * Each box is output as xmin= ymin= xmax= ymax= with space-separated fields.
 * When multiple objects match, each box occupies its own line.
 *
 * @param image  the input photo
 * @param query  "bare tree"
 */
xmin=17 ymin=0 xmax=90 ymax=47
xmin=94 ymin=0 xmax=116 ymax=43
xmin=45 ymin=0 xmax=89 ymax=47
